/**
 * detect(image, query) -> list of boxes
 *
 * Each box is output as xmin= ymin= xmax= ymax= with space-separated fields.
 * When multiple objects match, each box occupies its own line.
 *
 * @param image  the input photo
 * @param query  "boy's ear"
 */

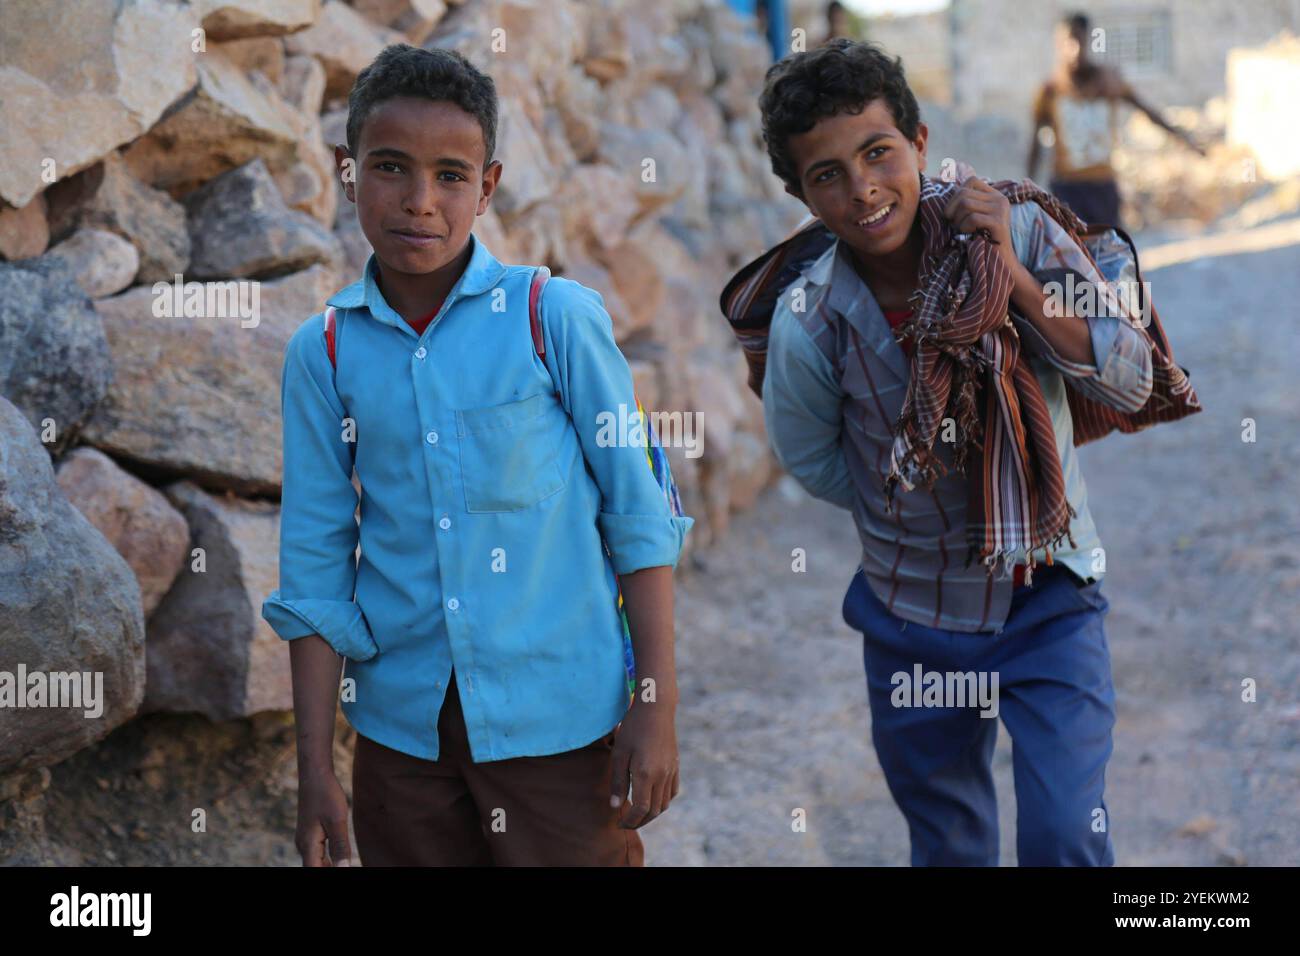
xmin=477 ymin=159 xmax=502 ymax=216
xmin=334 ymin=144 xmax=357 ymax=204
xmin=913 ymin=121 xmax=930 ymax=172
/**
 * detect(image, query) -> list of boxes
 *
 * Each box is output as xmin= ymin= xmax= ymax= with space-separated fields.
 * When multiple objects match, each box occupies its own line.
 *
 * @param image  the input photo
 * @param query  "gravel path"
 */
xmin=644 ymin=219 xmax=1300 ymax=866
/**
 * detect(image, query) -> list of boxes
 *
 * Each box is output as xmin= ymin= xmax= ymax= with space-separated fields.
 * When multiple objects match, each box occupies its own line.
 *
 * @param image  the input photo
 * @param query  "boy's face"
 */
xmin=783 ymin=98 xmax=928 ymax=264
xmin=337 ymin=96 xmax=500 ymax=280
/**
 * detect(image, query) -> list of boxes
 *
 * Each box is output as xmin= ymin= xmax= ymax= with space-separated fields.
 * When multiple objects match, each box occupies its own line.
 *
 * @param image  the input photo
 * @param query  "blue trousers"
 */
xmin=843 ymin=563 xmax=1116 ymax=866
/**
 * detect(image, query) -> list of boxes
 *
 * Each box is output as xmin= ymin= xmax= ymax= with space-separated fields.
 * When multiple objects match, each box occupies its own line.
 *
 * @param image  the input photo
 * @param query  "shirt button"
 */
xmin=446 ymin=597 xmax=459 ymax=611
xmin=414 ymin=346 xmax=427 ymax=359
xmin=439 ymin=516 xmax=451 ymax=530
xmin=425 ymin=430 xmax=438 ymax=445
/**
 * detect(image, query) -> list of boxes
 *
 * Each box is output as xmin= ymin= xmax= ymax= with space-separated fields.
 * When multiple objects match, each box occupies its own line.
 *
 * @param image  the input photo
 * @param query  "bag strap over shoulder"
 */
xmin=528 ymin=265 xmax=551 ymax=361
xmin=324 ymin=305 xmax=338 ymax=370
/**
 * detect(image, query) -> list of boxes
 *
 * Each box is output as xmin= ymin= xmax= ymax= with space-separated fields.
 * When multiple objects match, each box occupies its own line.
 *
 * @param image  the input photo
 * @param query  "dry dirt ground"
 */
xmin=5 ymin=219 xmax=1297 ymax=867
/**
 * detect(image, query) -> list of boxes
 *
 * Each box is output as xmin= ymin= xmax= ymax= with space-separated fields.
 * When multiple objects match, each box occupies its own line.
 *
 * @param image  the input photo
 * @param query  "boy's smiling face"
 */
xmin=784 ymin=97 xmax=928 ymax=265
xmin=338 ymin=95 xmax=500 ymax=283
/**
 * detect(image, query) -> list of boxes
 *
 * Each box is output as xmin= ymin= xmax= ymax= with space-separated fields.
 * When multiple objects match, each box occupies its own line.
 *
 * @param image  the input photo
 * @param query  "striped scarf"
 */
xmin=889 ymin=173 xmax=1196 ymax=578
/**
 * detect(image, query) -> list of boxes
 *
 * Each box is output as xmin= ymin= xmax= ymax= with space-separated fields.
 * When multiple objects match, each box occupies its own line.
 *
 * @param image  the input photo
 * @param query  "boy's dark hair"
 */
xmin=346 ymin=44 xmax=498 ymax=164
xmin=758 ymin=39 xmax=920 ymax=192
xmin=1063 ymin=12 xmax=1090 ymax=35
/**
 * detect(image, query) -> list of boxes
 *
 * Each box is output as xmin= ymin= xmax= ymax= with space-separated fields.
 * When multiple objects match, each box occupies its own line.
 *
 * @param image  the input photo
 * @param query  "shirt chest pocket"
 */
xmin=455 ymin=392 xmax=568 ymax=512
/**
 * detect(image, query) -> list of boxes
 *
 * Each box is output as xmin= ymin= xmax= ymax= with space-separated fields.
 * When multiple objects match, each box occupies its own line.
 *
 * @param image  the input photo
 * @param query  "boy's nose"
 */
xmin=402 ymin=174 xmax=440 ymax=216
xmin=848 ymin=168 xmax=879 ymax=207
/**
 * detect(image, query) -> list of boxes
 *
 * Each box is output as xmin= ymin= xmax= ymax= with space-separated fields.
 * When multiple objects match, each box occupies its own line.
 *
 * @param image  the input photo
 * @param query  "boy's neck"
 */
xmin=373 ymin=238 xmax=474 ymax=324
xmin=845 ymin=215 xmax=925 ymax=307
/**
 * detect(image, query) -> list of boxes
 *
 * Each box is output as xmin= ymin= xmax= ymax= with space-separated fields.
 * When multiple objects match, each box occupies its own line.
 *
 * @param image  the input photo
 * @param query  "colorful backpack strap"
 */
xmin=324 ymin=305 xmax=338 ymax=370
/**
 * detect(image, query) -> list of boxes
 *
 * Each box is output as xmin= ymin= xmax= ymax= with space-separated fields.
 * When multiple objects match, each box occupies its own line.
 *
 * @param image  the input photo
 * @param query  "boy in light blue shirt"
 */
xmin=261 ymin=45 xmax=693 ymax=866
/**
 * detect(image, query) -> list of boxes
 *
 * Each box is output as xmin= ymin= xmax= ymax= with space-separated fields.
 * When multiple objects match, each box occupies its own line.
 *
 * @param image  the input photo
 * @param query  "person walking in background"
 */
xmin=1028 ymin=11 xmax=1205 ymax=228
xmin=821 ymin=1 xmax=857 ymax=45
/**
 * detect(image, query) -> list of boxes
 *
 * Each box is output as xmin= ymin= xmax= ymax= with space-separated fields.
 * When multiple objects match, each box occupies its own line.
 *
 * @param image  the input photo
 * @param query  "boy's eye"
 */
xmin=866 ymin=145 xmax=889 ymax=160
xmin=376 ymin=161 xmax=402 ymax=172
xmin=438 ymin=171 xmax=465 ymax=183
xmin=814 ymin=167 xmax=839 ymax=184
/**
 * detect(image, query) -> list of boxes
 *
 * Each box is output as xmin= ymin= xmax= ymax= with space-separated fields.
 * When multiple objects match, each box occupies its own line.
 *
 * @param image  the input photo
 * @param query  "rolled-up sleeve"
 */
xmin=762 ymin=294 xmax=855 ymax=511
xmin=1009 ymin=203 xmax=1155 ymax=414
xmin=260 ymin=312 xmax=379 ymax=661
xmin=539 ymin=278 xmax=694 ymax=574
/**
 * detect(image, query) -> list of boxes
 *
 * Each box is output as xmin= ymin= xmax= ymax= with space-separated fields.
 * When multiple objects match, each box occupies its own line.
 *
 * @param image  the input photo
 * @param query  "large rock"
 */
xmin=596 ymin=122 xmax=689 ymax=216
xmin=0 ymin=196 xmax=49 ymax=261
xmin=80 ymin=265 xmax=340 ymax=496
xmin=552 ymin=70 xmax=602 ymax=162
xmin=582 ymin=0 xmax=631 ymax=82
xmin=275 ymin=54 xmax=337 ymax=226
xmin=44 ymin=154 xmax=190 ymax=285
xmin=492 ymin=97 xmax=555 ymax=220
xmin=0 ymin=257 xmax=112 ymax=455
xmin=555 ymin=164 xmax=637 ymax=254
xmin=0 ymin=396 xmax=146 ymax=775
xmin=54 ymin=447 xmax=190 ymax=619
xmin=0 ymin=0 xmax=198 ymax=208
xmin=185 ymin=159 xmax=340 ymax=279
xmin=213 ymin=36 xmax=287 ymax=84
xmin=120 ymin=50 xmax=302 ymax=198
xmin=559 ymin=258 xmax=634 ymax=343
xmin=500 ymin=201 xmax=567 ymax=268
xmin=42 ymin=229 xmax=139 ymax=299
xmin=591 ymin=224 xmax=668 ymax=341
xmin=192 ymin=0 xmax=321 ymax=40
xmin=284 ymin=0 xmax=390 ymax=101
xmin=351 ymin=0 xmax=447 ymax=44
xmin=143 ymin=481 xmax=288 ymax=720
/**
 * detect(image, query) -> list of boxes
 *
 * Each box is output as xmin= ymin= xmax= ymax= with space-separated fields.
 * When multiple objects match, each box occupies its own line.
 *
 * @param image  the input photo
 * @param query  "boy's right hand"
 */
xmin=296 ymin=769 xmax=353 ymax=866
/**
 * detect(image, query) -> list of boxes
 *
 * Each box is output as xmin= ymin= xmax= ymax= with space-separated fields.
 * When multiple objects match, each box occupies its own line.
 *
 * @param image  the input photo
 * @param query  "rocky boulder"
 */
xmin=0 ymin=257 xmax=112 ymax=455
xmin=0 ymin=397 xmax=146 ymax=775
xmin=143 ymin=481 xmax=288 ymax=720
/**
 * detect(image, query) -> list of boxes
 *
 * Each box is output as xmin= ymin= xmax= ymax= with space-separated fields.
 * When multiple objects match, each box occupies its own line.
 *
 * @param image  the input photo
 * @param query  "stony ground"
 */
xmin=7 ymin=217 xmax=1297 ymax=867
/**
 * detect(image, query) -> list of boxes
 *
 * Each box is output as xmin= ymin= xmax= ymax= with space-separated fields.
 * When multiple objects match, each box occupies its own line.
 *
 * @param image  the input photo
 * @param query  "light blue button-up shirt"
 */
xmin=261 ymin=234 xmax=694 ymax=761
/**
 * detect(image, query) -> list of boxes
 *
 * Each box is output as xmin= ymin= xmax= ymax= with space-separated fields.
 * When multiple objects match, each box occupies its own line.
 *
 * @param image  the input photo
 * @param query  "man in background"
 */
xmin=1028 ymin=11 xmax=1205 ymax=228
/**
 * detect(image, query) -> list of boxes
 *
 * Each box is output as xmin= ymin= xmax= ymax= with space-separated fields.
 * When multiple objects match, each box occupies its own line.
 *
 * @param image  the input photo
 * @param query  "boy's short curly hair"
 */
xmin=759 ymin=39 xmax=921 ymax=192
xmin=346 ymin=44 xmax=498 ymax=164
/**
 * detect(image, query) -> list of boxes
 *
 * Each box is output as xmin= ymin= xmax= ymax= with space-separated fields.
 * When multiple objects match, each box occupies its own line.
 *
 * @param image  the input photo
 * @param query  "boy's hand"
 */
xmin=942 ymin=174 xmax=1016 ymax=269
xmin=609 ymin=695 xmax=679 ymax=829
xmin=296 ymin=768 xmax=353 ymax=866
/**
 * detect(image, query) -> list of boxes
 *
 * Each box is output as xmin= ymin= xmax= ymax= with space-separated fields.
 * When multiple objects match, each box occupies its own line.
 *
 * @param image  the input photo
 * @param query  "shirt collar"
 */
xmin=325 ymin=232 xmax=507 ymax=327
xmin=810 ymin=234 xmax=911 ymax=385
xmin=801 ymin=235 xmax=876 ymax=319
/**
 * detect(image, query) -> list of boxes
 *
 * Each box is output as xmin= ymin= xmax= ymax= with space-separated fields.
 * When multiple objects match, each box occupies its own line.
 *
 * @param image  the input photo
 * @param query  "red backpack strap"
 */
xmin=528 ymin=266 xmax=550 ymax=361
xmin=324 ymin=305 xmax=338 ymax=370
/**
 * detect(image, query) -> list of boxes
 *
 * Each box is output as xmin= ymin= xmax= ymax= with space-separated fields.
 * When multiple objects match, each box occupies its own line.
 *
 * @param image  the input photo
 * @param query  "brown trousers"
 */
xmin=351 ymin=671 xmax=644 ymax=866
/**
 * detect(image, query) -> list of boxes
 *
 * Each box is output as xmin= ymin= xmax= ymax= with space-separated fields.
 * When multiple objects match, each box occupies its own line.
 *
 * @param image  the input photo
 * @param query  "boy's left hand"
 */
xmin=942 ymin=174 xmax=1016 ymax=269
xmin=610 ymin=696 xmax=679 ymax=829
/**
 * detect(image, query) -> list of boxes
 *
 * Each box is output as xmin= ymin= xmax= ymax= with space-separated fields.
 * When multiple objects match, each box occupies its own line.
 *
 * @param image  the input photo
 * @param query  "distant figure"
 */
xmin=1028 ymin=11 xmax=1204 ymax=228
xmin=822 ymin=1 xmax=853 ymax=44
